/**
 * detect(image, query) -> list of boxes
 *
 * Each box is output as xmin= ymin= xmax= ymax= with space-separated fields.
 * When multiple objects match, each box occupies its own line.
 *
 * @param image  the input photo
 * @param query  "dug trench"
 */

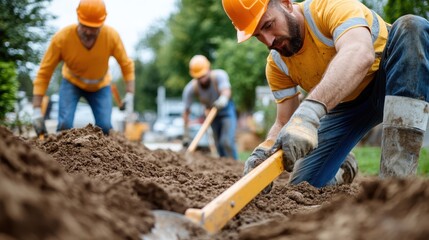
xmin=1 ymin=124 xmax=428 ymax=240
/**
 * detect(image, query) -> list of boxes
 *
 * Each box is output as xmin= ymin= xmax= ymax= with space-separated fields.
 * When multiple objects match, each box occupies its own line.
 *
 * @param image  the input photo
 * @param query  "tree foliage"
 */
xmin=0 ymin=62 xmax=18 ymax=121
xmin=0 ymin=0 xmax=54 ymax=70
xmin=134 ymin=0 xmax=268 ymax=112
xmin=215 ymin=38 xmax=269 ymax=112
xmin=0 ymin=0 xmax=54 ymax=100
xmin=384 ymin=0 xmax=429 ymax=23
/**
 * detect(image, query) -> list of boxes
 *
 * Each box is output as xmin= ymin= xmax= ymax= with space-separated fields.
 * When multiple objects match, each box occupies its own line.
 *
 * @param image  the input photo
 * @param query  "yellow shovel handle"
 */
xmin=185 ymin=150 xmax=284 ymax=234
xmin=186 ymin=107 xmax=218 ymax=153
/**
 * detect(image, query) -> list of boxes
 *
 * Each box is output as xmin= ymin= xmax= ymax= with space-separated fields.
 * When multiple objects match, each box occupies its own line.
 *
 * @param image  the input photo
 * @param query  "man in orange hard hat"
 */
xmin=32 ymin=0 xmax=134 ymax=135
xmin=182 ymin=55 xmax=238 ymax=160
xmin=222 ymin=0 xmax=429 ymax=189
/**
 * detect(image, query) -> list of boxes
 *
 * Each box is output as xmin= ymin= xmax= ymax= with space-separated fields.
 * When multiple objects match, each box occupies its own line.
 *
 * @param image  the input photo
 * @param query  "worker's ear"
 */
xmin=280 ymin=0 xmax=293 ymax=12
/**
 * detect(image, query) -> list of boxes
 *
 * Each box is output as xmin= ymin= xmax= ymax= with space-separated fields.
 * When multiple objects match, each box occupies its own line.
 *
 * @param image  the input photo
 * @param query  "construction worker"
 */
xmin=222 ymin=0 xmax=429 ymax=188
xmin=32 ymin=0 xmax=134 ymax=136
xmin=182 ymin=55 xmax=238 ymax=160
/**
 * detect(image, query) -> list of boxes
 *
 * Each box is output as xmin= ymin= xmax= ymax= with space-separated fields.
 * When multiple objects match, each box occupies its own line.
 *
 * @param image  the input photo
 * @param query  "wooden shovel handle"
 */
xmin=185 ymin=150 xmax=284 ymax=234
xmin=186 ymin=107 xmax=218 ymax=153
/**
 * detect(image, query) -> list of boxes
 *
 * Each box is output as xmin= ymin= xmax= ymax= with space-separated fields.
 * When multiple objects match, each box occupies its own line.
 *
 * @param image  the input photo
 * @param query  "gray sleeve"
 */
xmin=213 ymin=69 xmax=231 ymax=91
xmin=182 ymin=81 xmax=195 ymax=111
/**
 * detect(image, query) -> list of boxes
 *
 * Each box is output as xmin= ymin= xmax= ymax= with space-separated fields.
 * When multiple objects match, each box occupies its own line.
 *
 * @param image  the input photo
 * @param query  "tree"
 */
xmin=155 ymin=0 xmax=236 ymax=95
xmin=135 ymin=0 xmax=268 ymax=112
xmin=0 ymin=0 xmax=54 ymax=69
xmin=384 ymin=0 xmax=429 ymax=23
xmin=0 ymin=62 xmax=18 ymax=121
xmin=215 ymin=38 xmax=269 ymax=112
xmin=0 ymin=0 xmax=55 ymax=100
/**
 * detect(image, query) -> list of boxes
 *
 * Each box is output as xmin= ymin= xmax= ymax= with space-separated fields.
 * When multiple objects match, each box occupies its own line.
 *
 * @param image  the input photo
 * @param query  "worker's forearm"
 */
xmin=221 ymin=88 xmax=232 ymax=99
xmin=32 ymin=95 xmax=44 ymax=108
xmin=308 ymin=43 xmax=374 ymax=111
xmin=265 ymin=121 xmax=284 ymax=144
xmin=125 ymin=80 xmax=135 ymax=93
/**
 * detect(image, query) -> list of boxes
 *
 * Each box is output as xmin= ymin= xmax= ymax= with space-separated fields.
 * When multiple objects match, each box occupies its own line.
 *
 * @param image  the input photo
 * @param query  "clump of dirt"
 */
xmin=1 ymin=124 xmax=429 ymax=240
xmin=0 ymin=125 xmax=154 ymax=240
xmin=239 ymin=178 xmax=429 ymax=240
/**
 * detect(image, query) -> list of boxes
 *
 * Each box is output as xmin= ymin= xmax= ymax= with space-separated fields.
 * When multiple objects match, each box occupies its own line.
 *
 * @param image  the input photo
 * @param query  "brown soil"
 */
xmin=1 ymin=124 xmax=428 ymax=240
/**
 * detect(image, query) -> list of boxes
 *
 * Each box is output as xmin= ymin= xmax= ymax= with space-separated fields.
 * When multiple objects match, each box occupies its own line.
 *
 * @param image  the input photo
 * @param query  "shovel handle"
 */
xmin=185 ymin=150 xmax=284 ymax=234
xmin=186 ymin=107 xmax=218 ymax=153
xmin=111 ymin=83 xmax=123 ymax=109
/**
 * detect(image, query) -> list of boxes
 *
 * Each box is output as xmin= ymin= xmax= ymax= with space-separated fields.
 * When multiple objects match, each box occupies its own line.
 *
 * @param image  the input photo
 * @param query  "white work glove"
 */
xmin=243 ymin=140 xmax=275 ymax=194
xmin=270 ymin=99 xmax=327 ymax=168
xmin=123 ymin=92 xmax=134 ymax=114
xmin=32 ymin=107 xmax=47 ymax=136
xmin=213 ymin=95 xmax=229 ymax=109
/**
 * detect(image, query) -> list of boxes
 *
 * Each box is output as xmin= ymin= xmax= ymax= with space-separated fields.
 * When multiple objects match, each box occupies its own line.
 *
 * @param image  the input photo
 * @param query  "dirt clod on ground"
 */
xmin=1 ymin=124 xmax=429 ymax=240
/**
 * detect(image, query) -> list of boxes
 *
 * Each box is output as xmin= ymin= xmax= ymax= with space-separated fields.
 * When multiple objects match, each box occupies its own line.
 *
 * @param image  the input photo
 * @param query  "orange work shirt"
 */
xmin=33 ymin=24 xmax=134 ymax=95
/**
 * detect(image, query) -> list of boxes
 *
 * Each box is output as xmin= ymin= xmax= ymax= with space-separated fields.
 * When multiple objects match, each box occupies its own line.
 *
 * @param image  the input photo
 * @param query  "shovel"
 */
xmin=186 ymin=107 xmax=218 ymax=153
xmin=142 ymin=150 xmax=285 ymax=239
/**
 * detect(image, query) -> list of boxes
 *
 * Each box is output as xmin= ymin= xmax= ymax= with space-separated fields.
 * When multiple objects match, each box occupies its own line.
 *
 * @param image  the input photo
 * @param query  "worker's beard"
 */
xmin=198 ymin=74 xmax=211 ymax=89
xmin=271 ymin=11 xmax=303 ymax=57
xmin=79 ymin=32 xmax=98 ymax=42
xmin=199 ymin=79 xmax=211 ymax=89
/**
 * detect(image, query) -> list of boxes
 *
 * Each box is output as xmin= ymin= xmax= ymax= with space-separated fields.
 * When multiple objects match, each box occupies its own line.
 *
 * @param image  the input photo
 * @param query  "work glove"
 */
xmin=123 ymin=92 xmax=134 ymax=114
xmin=243 ymin=140 xmax=274 ymax=194
xmin=270 ymin=99 xmax=327 ymax=170
xmin=32 ymin=107 xmax=47 ymax=136
xmin=182 ymin=127 xmax=191 ymax=147
xmin=213 ymin=95 xmax=229 ymax=109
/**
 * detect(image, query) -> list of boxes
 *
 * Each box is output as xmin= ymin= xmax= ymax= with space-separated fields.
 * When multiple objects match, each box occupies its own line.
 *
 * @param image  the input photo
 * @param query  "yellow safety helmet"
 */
xmin=222 ymin=0 xmax=270 ymax=43
xmin=77 ymin=0 xmax=107 ymax=27
xmin=189 ymin=55 xmax=211 ymax=79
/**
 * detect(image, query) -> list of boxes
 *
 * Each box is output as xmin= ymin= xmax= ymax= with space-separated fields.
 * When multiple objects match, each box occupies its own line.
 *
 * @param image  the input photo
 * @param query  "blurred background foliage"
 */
xmin=0 ymin=0 xmax=427 ymax=116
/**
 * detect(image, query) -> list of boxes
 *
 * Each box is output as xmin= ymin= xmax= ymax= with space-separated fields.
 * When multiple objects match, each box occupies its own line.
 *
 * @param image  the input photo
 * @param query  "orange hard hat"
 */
xmin=222 ymin=0 xmax=269 ymax=43
xmin=77 ymin=0 xmax=107 ymax=27
xmin=189 ymin=55 xmax=211 ymax=79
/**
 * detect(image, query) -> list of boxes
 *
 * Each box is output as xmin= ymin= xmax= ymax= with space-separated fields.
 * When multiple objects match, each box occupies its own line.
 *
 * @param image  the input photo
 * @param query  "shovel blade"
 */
xmin=141 ymin=210 xmax=208 ymax=240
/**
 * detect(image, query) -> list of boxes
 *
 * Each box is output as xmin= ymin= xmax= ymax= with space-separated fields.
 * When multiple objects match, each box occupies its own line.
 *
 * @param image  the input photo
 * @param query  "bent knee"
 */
xmin=394 ymin=15 xmax=428 ymax=33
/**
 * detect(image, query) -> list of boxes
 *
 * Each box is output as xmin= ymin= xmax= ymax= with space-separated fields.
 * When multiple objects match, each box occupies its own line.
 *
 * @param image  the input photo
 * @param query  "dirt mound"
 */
xmin=1 ymin=124 xmax=429 ymax=240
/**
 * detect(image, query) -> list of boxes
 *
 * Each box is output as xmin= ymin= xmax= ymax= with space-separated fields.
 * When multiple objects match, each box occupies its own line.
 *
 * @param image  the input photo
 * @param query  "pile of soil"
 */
xmin=1 ymin=124 xmax=428 ymax=240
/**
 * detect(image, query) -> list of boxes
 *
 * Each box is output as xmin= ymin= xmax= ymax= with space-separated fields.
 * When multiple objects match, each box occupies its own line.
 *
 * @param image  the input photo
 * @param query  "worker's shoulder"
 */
xmin=54 ymin=24 xmax=76 ymax=36
xmin=211 ymin=69 xmax=229 ymax=78
xmin=100 ymin=25 xmax=120 ymax=35
xmin=50 ymin=24 xmax=77 ymax=43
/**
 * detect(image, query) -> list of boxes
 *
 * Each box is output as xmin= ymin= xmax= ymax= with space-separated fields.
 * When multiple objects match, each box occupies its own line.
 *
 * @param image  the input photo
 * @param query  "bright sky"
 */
xmin=47 ymin=0 xmax=177 ymax=59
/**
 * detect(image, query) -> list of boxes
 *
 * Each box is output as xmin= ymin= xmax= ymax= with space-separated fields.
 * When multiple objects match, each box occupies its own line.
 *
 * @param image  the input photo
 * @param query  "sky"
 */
xmin=47 ymin=0 xmax=177 ymax=59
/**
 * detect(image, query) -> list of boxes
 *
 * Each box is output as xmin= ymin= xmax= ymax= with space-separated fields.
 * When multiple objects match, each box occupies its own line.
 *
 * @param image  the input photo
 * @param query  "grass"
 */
xmin=353 ymin=147 xmax=429 ymax=176
xmin=239 ymin=147 xmax=429 ymax=177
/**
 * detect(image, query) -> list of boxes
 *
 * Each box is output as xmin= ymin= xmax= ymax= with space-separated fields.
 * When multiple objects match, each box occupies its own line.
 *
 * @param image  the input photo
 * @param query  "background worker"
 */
xmin=182 ymin=55 xmax=238 ymax=160
xmin=32 ymin=0 xmax=134 ymax=136
xmin=222 ymin=0 xmax=429 ymax=188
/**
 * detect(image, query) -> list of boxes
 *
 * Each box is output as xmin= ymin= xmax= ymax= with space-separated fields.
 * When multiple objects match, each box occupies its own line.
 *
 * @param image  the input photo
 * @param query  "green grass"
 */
xmin=353 ymin=147 xmax=429 ymax=176
xmin=238 ymin=147 xmax=429 ymax=176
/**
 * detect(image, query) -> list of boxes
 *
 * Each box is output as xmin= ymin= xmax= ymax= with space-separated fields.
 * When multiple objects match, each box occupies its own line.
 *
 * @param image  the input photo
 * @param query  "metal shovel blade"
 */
xmin=141 ymin=151 xmax=285 ymax=239
xmin=141 ymin=210 xmax=208 ymax=240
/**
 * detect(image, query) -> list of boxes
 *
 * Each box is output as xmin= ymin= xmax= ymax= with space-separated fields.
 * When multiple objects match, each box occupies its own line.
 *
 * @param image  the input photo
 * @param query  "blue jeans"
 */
xmin=211 ymin=101 xmax=238 ymax=160
xmin=57 ymin=79 xmax=113 ymax=134
xmin=290 ymin=15 xmax=429 ymax=187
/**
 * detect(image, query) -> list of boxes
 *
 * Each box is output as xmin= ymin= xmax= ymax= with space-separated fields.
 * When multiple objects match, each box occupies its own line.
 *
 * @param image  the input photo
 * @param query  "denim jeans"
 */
xmin=211 ymin=101 xmax=238 ymax=160
xmin=57 ymin=79 xmax=113 ymax=134
xmin=290 ymin=15 xmax=429 ymax=187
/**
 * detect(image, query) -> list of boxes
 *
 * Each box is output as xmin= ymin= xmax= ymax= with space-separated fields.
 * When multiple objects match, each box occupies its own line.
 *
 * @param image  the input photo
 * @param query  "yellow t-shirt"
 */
xmin=266 ymin=0 xmax=389 ymax=103
xmin=33 ymin=24 xmax=134 ymax=95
